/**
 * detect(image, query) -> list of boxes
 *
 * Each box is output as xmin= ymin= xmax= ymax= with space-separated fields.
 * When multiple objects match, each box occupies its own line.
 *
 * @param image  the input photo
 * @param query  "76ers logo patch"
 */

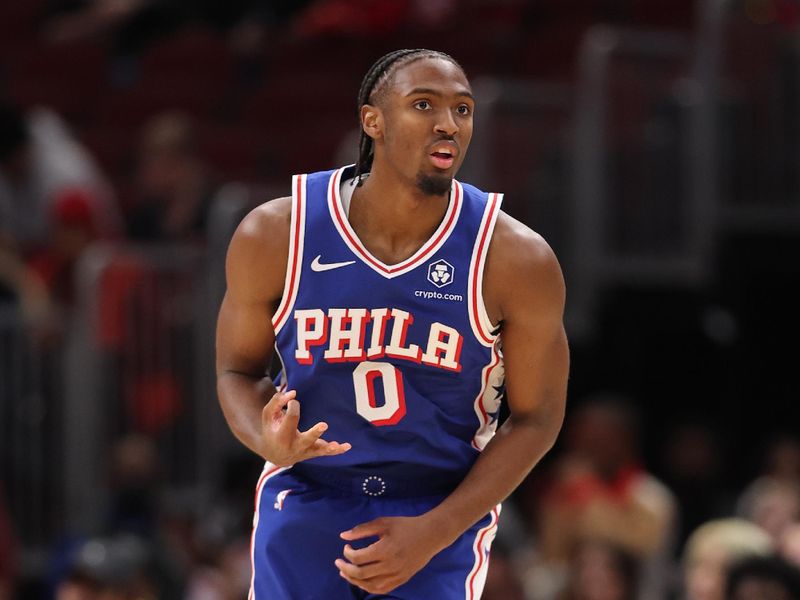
xmin=427 ymin=259 xmax=454 ymax=288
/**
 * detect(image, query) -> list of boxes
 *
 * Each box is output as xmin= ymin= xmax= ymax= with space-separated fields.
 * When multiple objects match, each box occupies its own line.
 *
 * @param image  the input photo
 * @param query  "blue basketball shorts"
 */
xmin=248 ymin=463 xmax=501 ymax=600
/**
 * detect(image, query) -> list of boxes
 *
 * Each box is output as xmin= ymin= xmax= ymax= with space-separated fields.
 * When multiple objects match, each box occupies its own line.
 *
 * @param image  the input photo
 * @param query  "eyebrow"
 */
xmin=405 ymin=87 xmax=475 ymax=101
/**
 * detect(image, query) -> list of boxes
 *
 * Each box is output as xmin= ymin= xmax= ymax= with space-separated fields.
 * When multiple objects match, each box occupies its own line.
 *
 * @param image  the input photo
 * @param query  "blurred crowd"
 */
xmin=481 ymin=398 xmax=800 ymax=600
xmin=0 ymin=103 xmax=215 ymax=321
xmin=0 ymin=99 xmax=231 ymax=598
xmin=0 ymin=0 xmax=799 ymax=599
xmin=3 ymin=395 xmax=800 ymax=599
xmin=48 ymin=434 xmax=259 ymax=600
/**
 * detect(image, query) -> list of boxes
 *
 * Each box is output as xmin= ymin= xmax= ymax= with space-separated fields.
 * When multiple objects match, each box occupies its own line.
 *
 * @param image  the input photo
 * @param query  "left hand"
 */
xmin=335 ymin=515 xmax=446 ymax=594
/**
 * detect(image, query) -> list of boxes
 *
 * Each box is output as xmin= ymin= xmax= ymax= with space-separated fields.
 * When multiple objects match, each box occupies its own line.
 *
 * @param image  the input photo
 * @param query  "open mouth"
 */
xmin=429 ymin=148 xmax=455 ymax=169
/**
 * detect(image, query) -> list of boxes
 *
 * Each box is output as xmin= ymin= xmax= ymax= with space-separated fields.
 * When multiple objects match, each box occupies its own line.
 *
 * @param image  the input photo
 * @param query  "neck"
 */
xmin=349 ymin=163 xmax=451 ymax=264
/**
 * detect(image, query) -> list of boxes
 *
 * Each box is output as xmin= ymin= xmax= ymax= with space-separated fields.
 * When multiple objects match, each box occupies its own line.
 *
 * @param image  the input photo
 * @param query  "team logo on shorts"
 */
xmin=427 ymin=259 xmax=454 ymax=288
xmin=274 ymin=489 xmax=292 ymax=511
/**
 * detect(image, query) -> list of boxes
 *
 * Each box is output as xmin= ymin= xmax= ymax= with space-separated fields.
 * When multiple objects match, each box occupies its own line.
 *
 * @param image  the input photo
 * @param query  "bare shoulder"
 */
xmin=490 ymin=211 xmax=559 ymax=271
xmin=231 ymin=196 xmax=292 ymax=248
xmin=484 ymin=211 xmax=566 ymax=324
xmin=225 ymin=196 xmax=292 ymax=305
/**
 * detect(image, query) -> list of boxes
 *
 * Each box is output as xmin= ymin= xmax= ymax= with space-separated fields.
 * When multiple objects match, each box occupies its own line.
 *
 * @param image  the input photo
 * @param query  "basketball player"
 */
xmin=216 ymin=49 xmax=569 ymax=599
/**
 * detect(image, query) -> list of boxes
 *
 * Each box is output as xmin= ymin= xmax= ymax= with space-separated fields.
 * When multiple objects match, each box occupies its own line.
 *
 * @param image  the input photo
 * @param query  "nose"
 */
xmin=434 ymin=108 xmax=459 ymax=137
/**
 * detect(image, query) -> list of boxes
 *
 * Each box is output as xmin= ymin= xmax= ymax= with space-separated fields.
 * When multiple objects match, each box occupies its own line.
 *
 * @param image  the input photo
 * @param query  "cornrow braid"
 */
xmin=354 ymin=48 xmax=461 ymax=185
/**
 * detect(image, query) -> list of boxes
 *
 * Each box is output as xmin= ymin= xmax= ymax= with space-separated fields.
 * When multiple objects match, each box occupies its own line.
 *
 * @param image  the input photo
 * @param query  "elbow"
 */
xmin=510 ymin=393 xmax=566 ymax=451
xmin=535 ymin=410 xmax=565 ymax=456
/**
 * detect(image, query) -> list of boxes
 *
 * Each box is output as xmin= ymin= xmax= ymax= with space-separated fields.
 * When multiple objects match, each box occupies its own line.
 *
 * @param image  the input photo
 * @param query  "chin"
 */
xmin=416 ymin=172 xmax=452 ymax=196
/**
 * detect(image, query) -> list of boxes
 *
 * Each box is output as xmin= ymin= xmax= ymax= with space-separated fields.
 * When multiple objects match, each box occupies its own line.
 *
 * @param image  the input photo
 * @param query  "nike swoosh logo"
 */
xmin=310 ymin=255 xmax=356 ymax=272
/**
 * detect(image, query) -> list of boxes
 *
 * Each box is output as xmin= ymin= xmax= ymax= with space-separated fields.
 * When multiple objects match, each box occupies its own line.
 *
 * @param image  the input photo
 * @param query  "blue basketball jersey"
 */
xmin=272 ymin=165 xmax=505 ymax=485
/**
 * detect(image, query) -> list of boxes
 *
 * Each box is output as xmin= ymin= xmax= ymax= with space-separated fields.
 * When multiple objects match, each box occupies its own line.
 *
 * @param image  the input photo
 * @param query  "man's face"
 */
xmin=369 ymin=57 xmax=474 ymax=196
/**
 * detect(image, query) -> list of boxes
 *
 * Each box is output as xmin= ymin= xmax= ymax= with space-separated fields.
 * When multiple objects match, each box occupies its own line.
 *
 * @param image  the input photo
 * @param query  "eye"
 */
xmin=456 ymin=104 xmax=472 ymax=116
xmin=414 ymin=100 xmax=431 ymax=110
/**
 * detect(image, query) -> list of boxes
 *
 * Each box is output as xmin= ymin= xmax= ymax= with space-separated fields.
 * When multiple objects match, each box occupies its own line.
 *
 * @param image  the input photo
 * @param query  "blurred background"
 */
xmin=1 ymin=0 xmax=800 ymax=598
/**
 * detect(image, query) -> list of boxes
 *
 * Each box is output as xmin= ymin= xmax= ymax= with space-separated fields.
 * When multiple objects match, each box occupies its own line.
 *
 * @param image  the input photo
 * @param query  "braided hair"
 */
xmin=354 ymin=49 xmax=462 ymax=185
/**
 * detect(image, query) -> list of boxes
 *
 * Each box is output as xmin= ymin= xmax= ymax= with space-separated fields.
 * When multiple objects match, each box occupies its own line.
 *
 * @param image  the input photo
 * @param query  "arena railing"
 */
xmin=708 ymin=0 xmax=800 ymax=231
xmin=61 ymin=182 xmax=275 ymax=537
xmin=568 ymin=25 xmax=705 ymax=338
xmin=0 ymin=303 xmax=64 ymax=573
xmin=63 ymin=243 xmax=212 ymax=533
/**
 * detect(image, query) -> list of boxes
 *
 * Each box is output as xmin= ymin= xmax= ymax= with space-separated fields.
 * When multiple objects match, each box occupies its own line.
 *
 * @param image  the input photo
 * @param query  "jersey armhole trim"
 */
xmin=271 ymin=174 xmax=307 ymax=334
xmin=468 ymin=192 xmax=503 ymax=347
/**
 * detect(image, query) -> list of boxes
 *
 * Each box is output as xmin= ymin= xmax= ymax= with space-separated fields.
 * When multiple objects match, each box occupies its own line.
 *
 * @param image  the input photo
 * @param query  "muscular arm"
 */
xmin=216 ymin=199 xmax=285 ymax=454
xmin=426 ymin=212 xmax=569 ymax=539
xmin=338 ymin=213 xmax=569 ymax=593
xmin=215 ymin=197 xmax=350 ymax=464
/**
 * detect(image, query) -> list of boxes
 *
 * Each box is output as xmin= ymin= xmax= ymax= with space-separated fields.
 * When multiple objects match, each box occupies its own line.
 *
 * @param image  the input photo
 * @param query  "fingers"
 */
xmin=276 ymin=398 xmax=301 ymax=444
xmin=296 ymin=421 xmax=328 ymax=447
xmin=308 ymin=438 xmax=352 ymax=456
xmin=342 ymin=542 xmax=381 ymax=565
xmin=263 ymin=391 xmax=295 ymax=448
xmin=262 ymin=389 xmax=295 ymax=422
xmin=284 ymin=397 xmax=300 ymax=420
xmin=286 ymin=419 xmax=353 ymax=459
xmin=336 ymin=564 xmax=401 ymax=595
xmin=261 ymin=388 xmax=353 ymax=462
xmin=340 ymin=519 xmax=386 ymax=541
xmin=298 ymin=423 xmax=352 ymax=453
xmin=271 ymin=388 xmax=296 ymax=407
xmin=336 ymin=542 xmax=389 ymax=586
xmin=335 ymin=556 xmax=384 ymax=580
xmin=337 ymin=568 xmax=378 ymax=590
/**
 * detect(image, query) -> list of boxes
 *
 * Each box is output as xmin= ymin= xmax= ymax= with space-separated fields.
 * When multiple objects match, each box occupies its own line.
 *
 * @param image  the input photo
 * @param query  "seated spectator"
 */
xmin=661 ymin=422 xmax=732 ymax=549
xmin=184 ymin=521 xmax=251 ymax=600
xmin=126 ymin=112 xmax=215 ymax=244
xmin=0 ymin=240 xmax=52 ymax=326
xmin=0 ymin=103 xmax=49 ymax=318
xmin=737 ymin=436 xmax=800 ymax=543
xmin=27 ymin=187 xmax=109 ymax=307
xmin=0 ymin=103 xmax=118 ymax=250
xmin=738 ymin=478 xmax=800 ymax=545
xmin=682 ymin=518 xmax=773 ymax=600
xmin=725 ymin=555 xmax=800 ymax=600
xmin=524 ymin=394 xmax=677 ymax=600
xmin=106 ymin=434 xmax=161 ymax=538
xmin=55 ymin=534 xmax=158 ymax=600
xmin=561 ymin=538 xmax=639 ymax=600
xmin=0 ymin=102 xmax=118 ymax=323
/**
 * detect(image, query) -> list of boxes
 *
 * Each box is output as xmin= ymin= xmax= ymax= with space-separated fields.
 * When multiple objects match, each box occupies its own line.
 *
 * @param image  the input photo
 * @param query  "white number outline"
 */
xmin=352 ymin=361 xmax=406 ymax=426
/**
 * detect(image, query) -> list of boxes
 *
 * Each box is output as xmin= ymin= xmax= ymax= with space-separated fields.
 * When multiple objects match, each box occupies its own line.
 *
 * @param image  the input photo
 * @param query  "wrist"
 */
xmin=421 ymin=507 xmax=463 ymax=552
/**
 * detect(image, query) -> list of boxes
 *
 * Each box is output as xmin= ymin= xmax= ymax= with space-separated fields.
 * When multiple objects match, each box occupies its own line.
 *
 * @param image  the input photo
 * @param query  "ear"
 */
xmin=360 ymin=104 xmax=383 ymax=141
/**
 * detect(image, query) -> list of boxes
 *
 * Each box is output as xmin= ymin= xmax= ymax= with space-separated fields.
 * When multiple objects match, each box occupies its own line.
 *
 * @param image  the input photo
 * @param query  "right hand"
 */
xmin=260 ymin=389 xmax=351 ymax=467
